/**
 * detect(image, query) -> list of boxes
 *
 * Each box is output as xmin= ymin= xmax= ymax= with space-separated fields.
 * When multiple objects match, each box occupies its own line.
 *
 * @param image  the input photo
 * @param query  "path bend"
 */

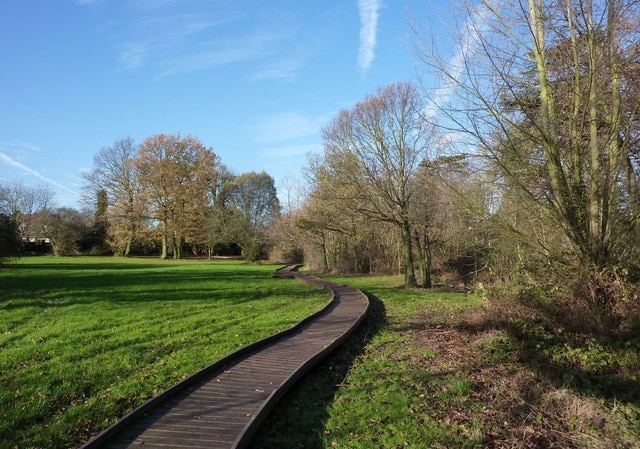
xmin=79 ymin=265 xmax=369 ymax=449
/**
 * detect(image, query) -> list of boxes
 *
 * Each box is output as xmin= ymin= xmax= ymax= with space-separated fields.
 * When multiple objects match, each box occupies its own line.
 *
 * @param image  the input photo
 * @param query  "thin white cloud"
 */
xmin=119 ymin=41 xmax=150 ymax=70
xmin=262 ymin=143 xmax=321 ymax=159
xmin=0 ymin=152 xmax=76 ymax=194
xmin=135 ymin=14 xmax=225 ymax=38
xmin=160 ymin=42 xmax=273 ymax=77
xmin=130 ymin=0 xmax=182 ymax=10
xmin=106 ymin=2 xmax=294 ymax=79
xmin=250 ymin=59 xmax=302 ymax=82
xmin=357 ymin=0 xmax=380 ymax=72
xmin=109 ymin=4 xmax=236 ymax=72
xmin=424 ymin=3 xmax=494 ymax=117
xmin=253 ymin=112 xmax=324 ymax=143
xmin=0 ymin=141 xmax=42 ymax=152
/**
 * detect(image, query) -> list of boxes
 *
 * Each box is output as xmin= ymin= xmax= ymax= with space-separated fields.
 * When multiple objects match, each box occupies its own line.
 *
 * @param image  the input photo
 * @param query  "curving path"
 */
xmin=79 ymin=265 xmax=369 ymax=449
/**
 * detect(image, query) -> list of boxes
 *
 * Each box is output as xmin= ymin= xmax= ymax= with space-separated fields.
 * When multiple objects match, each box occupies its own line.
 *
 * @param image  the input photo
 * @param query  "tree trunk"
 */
xmin=321 ymin=233 xmax=329 ymax=272
xmin=161 ymin=221 xmax=168 ymax=259
xmin=173 ymin=233 xmax=182 ymax=259
xmin=415 ymin=232 xmax=433 ymax=288
xmin=401 ymin=221 xmax=417 ymax=287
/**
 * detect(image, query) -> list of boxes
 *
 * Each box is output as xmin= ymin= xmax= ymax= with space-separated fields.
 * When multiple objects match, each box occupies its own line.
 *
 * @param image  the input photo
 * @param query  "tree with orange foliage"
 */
xmin=136 ymin=134 xmax=219 ymax=259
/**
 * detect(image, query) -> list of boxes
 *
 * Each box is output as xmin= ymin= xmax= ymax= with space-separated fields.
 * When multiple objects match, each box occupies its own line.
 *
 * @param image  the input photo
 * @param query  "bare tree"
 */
xmin=413 ymin=0 xmax=640 ymax=331
xmin=416 ymin=0 xmax=640 ymax=271
xmin=0 ymin=180 xmax=54 ymax=216
xmin=0 ymin=180 xmax=55 ymax=241
xmin=317 ymin=82 xmax=439 ymax=287
xmin=84 ymin=137 xmax=142 ymax=256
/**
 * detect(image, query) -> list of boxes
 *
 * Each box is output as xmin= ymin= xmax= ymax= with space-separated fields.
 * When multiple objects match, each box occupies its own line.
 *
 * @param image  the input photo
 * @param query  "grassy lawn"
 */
xmin=0 ymin=257 xmax=331 ymax=449
xmin=4 ymin=262 xmax=639 ymax=448
xmin=253 ymin=273 xmax=640 ymax=448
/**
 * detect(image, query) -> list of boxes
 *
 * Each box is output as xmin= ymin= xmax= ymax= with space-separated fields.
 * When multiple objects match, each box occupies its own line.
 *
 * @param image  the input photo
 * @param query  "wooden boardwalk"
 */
xmin=80 ymin=266 xmax=369 ymax=449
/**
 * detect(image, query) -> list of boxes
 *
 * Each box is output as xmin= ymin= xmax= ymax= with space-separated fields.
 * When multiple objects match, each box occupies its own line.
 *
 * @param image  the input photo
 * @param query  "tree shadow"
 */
xmin=251 ymin=292 xmax=388 ymax=449
xmin=501 ymin=317 xmax=640 ymax=405
xmin=447 ymin=294 xmax=640 ymax=407
xmin=0 ymin=262 xmax=289 ymax=310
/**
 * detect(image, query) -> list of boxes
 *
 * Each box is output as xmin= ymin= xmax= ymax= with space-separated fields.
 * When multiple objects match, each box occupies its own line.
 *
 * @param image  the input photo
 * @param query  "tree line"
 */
xmin=269 ymin=0 xmax=640 ymax=335
xmin=269 ymin=83 xmax=488 ymax=291
xmin=1 ymin=134 xmax=280 ymax=261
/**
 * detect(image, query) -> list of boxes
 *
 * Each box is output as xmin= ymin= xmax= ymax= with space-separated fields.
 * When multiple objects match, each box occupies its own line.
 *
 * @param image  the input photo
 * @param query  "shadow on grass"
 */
xmin=251 ymin=292 xmax=388 ymax=449
xmin=0 ymin=262 xmax=287 ymax=309
xmin=439 ymin=294 xmax=640 ymax=408
xmin=502 ymin=318 xmax=640 ymax=405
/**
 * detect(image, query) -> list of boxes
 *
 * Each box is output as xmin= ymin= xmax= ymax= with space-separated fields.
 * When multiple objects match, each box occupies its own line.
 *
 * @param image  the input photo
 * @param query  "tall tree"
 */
xmin=415 ymin=0 xmax=640 ymax=331
xmin=78 ymin=189 xmax=110 ymax=254
xmin=84 ymin=137 xmax=142 ymax=256
xmin=268 ymin=176 xmax=306 ymax=264
xmin=227 ymin=171 xmax=280 ymax=261
xmin=317 ymin=82 xmax=439 ymax=287
xmin=417 ymin=0 xmax=640 ymax=271
xmin=198 ymin=163 xmax=236 ymax=258
xmin=136 ymin=134 xmax=218 ymax=259
xmin=228 ymin=171 xmax=280 ymax=229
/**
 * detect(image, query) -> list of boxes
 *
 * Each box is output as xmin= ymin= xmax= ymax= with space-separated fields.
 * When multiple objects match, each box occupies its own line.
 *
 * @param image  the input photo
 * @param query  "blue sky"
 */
xmin=0 ymin=0 xmax=446 ymax=208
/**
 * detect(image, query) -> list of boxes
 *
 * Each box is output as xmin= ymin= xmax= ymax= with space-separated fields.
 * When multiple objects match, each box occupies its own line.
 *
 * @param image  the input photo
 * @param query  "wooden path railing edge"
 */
xmin=79 ymin=264 xmax=369 ymax=449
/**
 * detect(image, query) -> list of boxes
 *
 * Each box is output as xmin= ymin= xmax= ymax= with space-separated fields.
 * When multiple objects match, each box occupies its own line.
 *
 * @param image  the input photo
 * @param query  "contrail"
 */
xmin=0 ymin=151 xmax=77 ymax=194
xmin=358 ymin=0 xmax=380 ymax=72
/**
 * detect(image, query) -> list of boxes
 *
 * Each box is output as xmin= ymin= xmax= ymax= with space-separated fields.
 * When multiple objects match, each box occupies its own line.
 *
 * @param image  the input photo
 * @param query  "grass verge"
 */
xmin=0 ymin=257 xmax=331 ymax=449
xmin=252 ymin=273 xmax=640 ymax=448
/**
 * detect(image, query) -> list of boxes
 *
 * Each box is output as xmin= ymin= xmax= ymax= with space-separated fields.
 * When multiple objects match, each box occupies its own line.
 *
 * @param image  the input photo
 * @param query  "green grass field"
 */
xmin=3 ymin=260 xmax=638 ymax=448
xmin=0 ymin=257 xmax=331 ymax=449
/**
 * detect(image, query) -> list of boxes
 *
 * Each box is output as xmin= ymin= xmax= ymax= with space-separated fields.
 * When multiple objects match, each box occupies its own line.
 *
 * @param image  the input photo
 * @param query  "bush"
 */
xmin=562 ymin=268 xmax=640 ymax=337
xmin=512 ymin=266 xmax=640 ymax=338
xmin=0 ymin=214 xmax=21 ymax=265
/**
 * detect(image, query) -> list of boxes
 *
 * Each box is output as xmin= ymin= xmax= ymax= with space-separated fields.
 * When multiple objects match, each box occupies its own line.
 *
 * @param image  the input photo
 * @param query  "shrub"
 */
xmin=513 ymin=266 xmax=640 ymax=338
xmin=0 ymin=214 xmax=21 ymax=265
xmin=562 ymin=268 xmax=640 ymax=337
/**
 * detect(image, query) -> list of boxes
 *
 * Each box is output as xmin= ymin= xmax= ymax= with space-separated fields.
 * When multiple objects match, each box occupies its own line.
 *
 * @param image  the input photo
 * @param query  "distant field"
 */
xmin=0 ymin=257 xmax=331 ymax=449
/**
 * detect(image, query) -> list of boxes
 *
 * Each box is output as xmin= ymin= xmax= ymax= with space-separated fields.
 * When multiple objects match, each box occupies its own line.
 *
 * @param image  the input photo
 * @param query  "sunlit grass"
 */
xmin=318 ymin=274 xmax=484 ymax=448
xmin=253 ymin=273 xmax=485 ymax=448
xmin=0 ymin=257 xmax=330 ymax=449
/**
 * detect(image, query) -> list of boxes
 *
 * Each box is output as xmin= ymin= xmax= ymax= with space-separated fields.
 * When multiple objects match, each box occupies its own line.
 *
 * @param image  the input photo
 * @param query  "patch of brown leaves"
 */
xmin=399 ymin=304 xmax=629 ymax=449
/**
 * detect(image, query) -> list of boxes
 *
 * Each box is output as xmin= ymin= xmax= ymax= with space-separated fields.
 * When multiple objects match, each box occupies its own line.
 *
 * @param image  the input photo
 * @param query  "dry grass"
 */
xmin=407 ymin=301 xmax=639 ymax=448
